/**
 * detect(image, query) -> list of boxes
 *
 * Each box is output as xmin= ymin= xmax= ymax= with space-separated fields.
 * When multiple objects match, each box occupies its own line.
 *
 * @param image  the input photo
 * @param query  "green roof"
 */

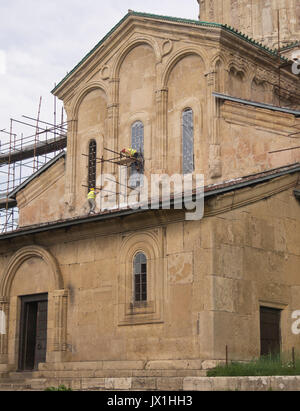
xmin=52 ymin=10 xmax=286 ymax=94
xmin=280 ymin=41 xmax=300 ymax=52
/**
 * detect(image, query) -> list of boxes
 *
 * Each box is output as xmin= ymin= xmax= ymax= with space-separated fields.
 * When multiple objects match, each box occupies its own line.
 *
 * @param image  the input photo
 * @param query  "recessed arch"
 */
xmin=227 ymin=60 xmax=252 ymax=84
xmin=0 ymin=246 xmax=64 ymax=298
xmin=119 ymin=231 xmax=161 ymax=264
xmin=210 ymin=52 xmax=228 ymax=69
xmin=161 ymin=47 xmax=208 ymax=88
xmin=112 ymin=36 xmax=161 ymax=80
xmin=210 ymin=54 xmax=227 ymax=92
xmin=71 ymin=81 xmax=108 ymax=120
xmin=118 ymin=230 xmax=164 ymax=325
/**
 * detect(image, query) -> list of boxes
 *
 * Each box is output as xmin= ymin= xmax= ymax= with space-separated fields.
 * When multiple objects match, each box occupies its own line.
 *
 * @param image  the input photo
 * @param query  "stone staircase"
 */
xmin=0 ymin=360 xmax=209 ymax=391
xmin=0 ymin=372 xmax=45 ymax=391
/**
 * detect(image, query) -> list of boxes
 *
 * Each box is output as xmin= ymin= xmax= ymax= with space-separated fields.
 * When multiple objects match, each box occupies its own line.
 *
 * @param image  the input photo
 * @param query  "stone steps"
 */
xmin=37 ymin=369 xmax=207 ymax=378
xmin=1 ymin=375 xmax=300 ymax=391
xmin=0 ymin=373 xmax=207 ymax=391
xmin=0 ymin=360 xmax=208 ymax=391
xmin=9 ymin=372 xmax=39 ymax=380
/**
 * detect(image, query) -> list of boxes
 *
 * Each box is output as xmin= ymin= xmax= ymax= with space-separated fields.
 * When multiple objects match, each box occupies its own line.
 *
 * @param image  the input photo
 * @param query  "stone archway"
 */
xmin=0 ymin=246 xmax=68 ymax=368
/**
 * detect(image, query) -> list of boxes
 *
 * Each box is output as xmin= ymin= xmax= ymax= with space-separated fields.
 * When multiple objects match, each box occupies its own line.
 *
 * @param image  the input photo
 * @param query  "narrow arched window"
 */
xmin=133 ymin=252 xmax=147 ymax=302
xmin=88 ymin=140 xmax=97 ymax=191
xmin=130 ymin=121 xmax=144 ymax=188
xmin=182 ymin=108 xmax=194 ymax=175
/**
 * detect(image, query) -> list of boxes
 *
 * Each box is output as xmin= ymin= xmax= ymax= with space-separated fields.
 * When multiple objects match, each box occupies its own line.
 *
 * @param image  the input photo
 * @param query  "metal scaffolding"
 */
xmin=0 ymin=97 xmax=68 ymax=233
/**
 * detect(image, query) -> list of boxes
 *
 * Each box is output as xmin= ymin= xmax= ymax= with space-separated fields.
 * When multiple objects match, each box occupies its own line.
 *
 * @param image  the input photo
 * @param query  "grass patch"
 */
xmin=207 ymin=355 xmax=300 ymax=377
xmin=44 ymin=385 xmax=72 ymax=391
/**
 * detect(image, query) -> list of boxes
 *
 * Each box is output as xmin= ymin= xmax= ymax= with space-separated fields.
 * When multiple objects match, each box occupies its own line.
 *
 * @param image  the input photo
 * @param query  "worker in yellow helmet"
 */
xmin=87 ymin=188 xmax=96 ymax=214
xmin=121 ymin=148 xmax=138 ymax=158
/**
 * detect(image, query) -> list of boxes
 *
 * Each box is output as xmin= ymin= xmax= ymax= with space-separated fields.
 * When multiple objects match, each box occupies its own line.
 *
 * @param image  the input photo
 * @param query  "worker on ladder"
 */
xmin=87 ymin=188 xmax=97 ymax=214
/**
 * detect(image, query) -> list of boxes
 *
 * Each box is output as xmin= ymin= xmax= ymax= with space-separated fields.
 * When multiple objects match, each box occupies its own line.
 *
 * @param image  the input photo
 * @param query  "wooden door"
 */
xmin=19 ymin=294 xmax=48 ymax=371
xmin=260 ymin=306 xmax=281 ymax=357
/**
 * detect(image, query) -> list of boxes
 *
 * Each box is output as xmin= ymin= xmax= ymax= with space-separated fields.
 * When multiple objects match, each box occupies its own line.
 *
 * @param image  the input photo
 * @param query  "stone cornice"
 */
xmin=205 ymin=173 xmax=299 ymax=217
xmin=221 ymin=100 xmax=299 ymax=136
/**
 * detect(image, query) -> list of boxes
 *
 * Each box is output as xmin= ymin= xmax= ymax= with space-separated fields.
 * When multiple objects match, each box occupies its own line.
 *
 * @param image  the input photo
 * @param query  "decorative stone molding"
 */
xmin=100 ymin=65 xmax=110 ymax=80
xmin=0 ymin=246 xmax=63 ymax=297
xmin=161 ymin=39 xmax=173 ymax=58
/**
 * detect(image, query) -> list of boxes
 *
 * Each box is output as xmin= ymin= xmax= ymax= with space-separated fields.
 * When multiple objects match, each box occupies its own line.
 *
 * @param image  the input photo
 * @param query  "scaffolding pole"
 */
xmin=0 ymin=101 xmax=67 ymax=233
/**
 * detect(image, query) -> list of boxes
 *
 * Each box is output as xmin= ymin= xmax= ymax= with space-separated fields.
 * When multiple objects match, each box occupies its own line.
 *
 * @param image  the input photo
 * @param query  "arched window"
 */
xmin=88 ymin=140 xmax=97 ymax=191
xmin=133 ymin=252 xmax=147 ymax=302
xmin=130 ymin=121 xmax=144 ymax=188
xmin=182 ymin=108 xmax=194 ymax=175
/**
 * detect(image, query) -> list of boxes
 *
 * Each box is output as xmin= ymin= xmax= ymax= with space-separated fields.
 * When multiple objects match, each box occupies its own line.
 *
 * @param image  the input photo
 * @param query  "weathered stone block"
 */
xmin=105 ymin=378 xmax=132 ymax=390
xmin=156 ymin=377 xmax=183 ymax=391
xmin=168 ymin=252 xmax=193 ymax=284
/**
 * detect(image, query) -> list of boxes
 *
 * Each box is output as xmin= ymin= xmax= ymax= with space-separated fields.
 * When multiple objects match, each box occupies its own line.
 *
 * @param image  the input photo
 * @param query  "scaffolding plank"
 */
xmin=0 ymin=197 xmax=17 ymax=209
xmin=0 ymin=134 xmax=67 ymax=165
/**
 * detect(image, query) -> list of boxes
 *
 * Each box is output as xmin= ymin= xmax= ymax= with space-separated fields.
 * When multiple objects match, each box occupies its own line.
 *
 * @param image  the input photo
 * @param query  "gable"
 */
xmin=16 ymin=156 xmax=65 ymax=227
xmin=52 ymin=11 xmax=288 ymax=101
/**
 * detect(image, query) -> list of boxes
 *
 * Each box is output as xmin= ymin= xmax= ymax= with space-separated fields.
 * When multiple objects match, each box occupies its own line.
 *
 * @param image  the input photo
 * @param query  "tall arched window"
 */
xmin=182 ymin=108 xmax=194 ymax=175
xmin=133 ymin=252 xmax=147 ymax=302
xmin=130 ymin=121 xmax=144 ymax=188
xmin=88 ymin=140 xmax=97 ymax=191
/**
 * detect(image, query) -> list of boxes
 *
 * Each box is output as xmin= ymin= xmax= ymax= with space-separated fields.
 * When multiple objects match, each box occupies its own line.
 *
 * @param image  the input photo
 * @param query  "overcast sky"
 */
xmin=0 ymin=0 xmax=198 ymax=139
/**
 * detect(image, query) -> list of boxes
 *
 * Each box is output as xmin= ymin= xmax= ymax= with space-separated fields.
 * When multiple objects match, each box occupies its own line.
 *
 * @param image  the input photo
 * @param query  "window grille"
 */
xmin=182 ymin=109 xmax=194 ymax=175
xmin=130 ymin=121 xmax=144 ymax=188
xmin=88 ymin=140 xmax=97 ymax=190
xmin=134 ymin=252 xmax=147 ymax=302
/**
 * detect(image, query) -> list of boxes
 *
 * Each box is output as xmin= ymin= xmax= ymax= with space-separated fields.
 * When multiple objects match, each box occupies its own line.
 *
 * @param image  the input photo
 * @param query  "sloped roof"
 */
xmin=52 ymin=10 xmax=286 ymax=95
xmin=0 ymin=161 xmax=299 ymax=240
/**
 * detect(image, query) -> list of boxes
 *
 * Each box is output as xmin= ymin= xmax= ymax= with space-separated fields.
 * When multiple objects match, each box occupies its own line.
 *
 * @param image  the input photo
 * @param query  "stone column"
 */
xmin=0 ymin=296 xmax=9 ymax=364
xmin=107 ymin=105 xmax=119 ymax=175
xmin=64 ymin=118 xmax=77 ymax=212
xmin=205 ymin=71 xmax=222 ymax=179
xmin=51 ymin=290 xmax=68 ymax=360
xmin=107 ymin=78 xmax=120 ymax=175
xmin=155 ymin=88 xmax=168 ymax=172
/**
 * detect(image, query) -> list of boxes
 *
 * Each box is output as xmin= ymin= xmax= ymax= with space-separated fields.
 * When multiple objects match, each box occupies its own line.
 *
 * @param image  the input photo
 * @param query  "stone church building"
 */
xmin=0 ymin=1 xmax=300 ymax=390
